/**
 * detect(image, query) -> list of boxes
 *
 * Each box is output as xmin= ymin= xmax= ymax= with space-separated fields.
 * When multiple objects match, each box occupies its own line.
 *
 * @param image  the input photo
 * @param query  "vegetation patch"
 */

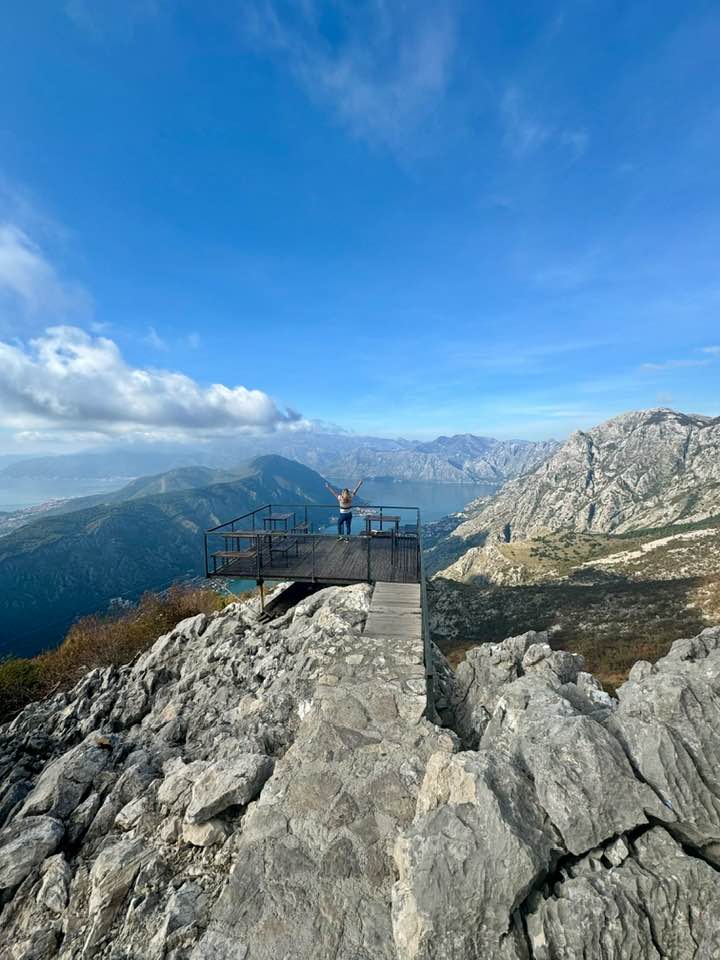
xmin=0 ymin=585 xmax=234 ymax=724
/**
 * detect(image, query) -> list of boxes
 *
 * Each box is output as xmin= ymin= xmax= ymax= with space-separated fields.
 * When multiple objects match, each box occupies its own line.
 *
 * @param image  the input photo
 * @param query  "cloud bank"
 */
xmin=0 ymin=326 xmax=300 ymax=440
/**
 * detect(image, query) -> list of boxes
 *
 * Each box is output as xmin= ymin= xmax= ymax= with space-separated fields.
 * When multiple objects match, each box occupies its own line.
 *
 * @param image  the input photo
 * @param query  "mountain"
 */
xmin=1 ymin=582 xmax=719 ymax=958
xmin=450 ymin=409 xmax=720 ymax=543
xmin=322 ymin=436 xmax=558 ymax=484
xmin=424 ymin=409 xmax=720 ymax=687
xmin=0 ymin=456 xmax=335 ymax=657
xmin=0 ymin=431 xmax=557 ymax=488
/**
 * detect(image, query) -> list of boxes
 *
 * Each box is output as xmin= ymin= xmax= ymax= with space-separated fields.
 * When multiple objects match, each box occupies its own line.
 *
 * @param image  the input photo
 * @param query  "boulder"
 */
xmin=184 ymin=754 xmax=275 ymax=824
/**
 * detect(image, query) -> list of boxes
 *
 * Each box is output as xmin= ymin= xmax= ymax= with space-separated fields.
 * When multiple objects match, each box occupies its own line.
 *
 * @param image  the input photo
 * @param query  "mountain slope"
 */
xmin=0 ymin=456 xmax=334 ymax=657
xmin=1 ymin=583 xmax=719 ymax=958
xmin=451 ymin=409 xmax=720 ymax=542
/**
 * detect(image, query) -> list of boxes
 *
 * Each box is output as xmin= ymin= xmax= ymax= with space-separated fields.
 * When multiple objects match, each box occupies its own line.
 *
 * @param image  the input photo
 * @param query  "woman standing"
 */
xmin=325 ymin=479 xmax=364 ymax=540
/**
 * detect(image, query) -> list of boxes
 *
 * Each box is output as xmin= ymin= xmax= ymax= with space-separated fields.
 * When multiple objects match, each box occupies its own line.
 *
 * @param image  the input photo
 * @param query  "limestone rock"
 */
xmin=84 ymin=835 xmax=153 ymax=952
xmin=182 ymin=818 xmax=230 ymax=847
xmin=37 ymin=853 xmax=72 ymax=914
xmin=1 ymin=581 xmax=719 ymax=960
xmin=525 ymin=828 xmax=720 ymax=959
xmin=19 ymin=735 xmax=111 ymax=820
xmin=0 ymin=815 xmax=63 ymax=892
xmin=184 ymin=754 xmax=274 ymax=824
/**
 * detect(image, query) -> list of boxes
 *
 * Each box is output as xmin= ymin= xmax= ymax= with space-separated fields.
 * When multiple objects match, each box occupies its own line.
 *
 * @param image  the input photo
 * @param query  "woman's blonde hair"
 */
xmin=341 ymin=488 xmax=351 ymax=498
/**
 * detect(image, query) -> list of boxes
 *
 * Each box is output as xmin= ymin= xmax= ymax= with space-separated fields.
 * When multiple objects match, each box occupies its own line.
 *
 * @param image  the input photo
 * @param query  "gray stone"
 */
xmin=182 ymin=819 xmax=230 ymax=847
xmin=526 ymin=828 xmax=720 ymax=959
xmin=83 ymin=835 xmax=153 ymax=952
xmin=19 ymin=735 xmax=111 ymax=820
xmin=184 ymin=754 xmax=274 ymax=824
xmin=37 ymin=853 xmax=72 ymax=914
xmin=0 ymin=815 xmax=63 ymax=891
xmin=1 ymin=581 xmax=719 ymax=960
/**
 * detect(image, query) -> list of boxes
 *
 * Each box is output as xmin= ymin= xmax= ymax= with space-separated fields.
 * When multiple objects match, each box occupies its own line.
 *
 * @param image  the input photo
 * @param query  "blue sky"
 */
xmin=0 ymin=0 xmax=719 ymax=451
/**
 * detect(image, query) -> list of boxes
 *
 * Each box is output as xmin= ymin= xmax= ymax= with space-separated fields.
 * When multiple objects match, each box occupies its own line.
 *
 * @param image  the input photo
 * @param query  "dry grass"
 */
xmin=0 ymin=585 xmax=232 ymax=724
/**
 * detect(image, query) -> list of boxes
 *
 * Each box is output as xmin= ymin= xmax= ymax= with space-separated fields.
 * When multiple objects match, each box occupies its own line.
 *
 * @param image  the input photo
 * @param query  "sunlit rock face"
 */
xmin=1 ymin=582 xmax=719 ymax=960
xmin=449 ymin=408 xmax=720 ymax=543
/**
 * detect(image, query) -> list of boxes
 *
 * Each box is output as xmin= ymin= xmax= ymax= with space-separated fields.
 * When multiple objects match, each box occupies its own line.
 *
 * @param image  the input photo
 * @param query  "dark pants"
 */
xmin=338 ymin=513 xmax=352 ymax=536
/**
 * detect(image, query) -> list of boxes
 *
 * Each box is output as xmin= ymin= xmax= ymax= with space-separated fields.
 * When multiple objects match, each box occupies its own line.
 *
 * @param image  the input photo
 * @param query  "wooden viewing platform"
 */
xmin=204 ymin=503 xmax=422 ymax=587
xmin=204 ymin=502 xmax=435 ymax=716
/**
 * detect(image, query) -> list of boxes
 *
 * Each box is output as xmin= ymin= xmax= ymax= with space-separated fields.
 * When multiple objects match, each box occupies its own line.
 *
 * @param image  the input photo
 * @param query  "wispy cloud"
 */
xmin=500 ymin=85 xmax=589 ymax=159
xmin=443 ymin=337 xmax=613 ymax=372
xmin=701 ymin=345 xmax=720 ymax=355
xmin=144 ymin=325 xmax=168 ymax=351
xmin=0 ymin=223 xmax=91 ymax=326
xmin=0 ymin=326 xmax=301 ymax=439
xmin=500 ymin=86 xmax=550 ymax=156
xmin=640 ymin=358 xmax=713 ymax=372
xmin=65 ymin=0 xmax=165 ymax=36
xmin=240 ymin=1 xmax=458 ymax=151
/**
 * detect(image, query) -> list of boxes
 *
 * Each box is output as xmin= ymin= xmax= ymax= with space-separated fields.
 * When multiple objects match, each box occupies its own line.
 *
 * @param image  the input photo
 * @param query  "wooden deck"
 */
xmin=363 ymin=582 xmax=422 ymax=639
xmin=207 ymin=533 xmax=420 ymax=585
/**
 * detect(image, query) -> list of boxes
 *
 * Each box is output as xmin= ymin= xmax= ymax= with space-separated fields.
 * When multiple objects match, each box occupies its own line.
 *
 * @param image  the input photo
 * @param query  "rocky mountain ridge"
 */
xmin=0 ymin=433 xmax=558 ymax=487
xmin=1 ymin=583 xmax=719 ymax=959
xmin=450 ymin=408 xmax=720 ymax=543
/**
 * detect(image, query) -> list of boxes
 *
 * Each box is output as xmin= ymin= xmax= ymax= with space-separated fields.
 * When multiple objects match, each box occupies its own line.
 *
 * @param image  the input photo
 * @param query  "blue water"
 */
xmin=327 ymin=478 xmax=498 ymax=524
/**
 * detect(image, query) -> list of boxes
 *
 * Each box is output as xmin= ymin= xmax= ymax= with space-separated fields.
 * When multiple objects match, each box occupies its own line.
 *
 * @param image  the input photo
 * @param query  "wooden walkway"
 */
xmin=209 ymin=534 xmax=420 ymax=585
xmin=363 ymin=582 xmax=422 ymax=640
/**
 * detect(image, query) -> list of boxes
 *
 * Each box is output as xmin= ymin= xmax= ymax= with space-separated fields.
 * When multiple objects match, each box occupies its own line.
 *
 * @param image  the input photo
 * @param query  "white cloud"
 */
xmin=0 ymin=223 xmax=90 ymax=322
xmin=241 ymin=1 xmax=457 ymax=150
xmin=0 ymin=326 xmax=300 ymax=439
xmin=701 ymin=345 xmax=720 ymax=355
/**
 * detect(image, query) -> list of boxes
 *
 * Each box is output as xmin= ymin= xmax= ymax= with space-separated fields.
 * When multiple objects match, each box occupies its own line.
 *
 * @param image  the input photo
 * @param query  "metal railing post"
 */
xmin=312 ymin=536 xmax=316 ymax=581
xmin=367 ymin=533 xmax=371 ymax=582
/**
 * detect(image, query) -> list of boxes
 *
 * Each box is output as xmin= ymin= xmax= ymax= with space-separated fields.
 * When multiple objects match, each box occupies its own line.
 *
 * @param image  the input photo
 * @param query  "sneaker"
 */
xmin=337 ymin=536 xmax=343 ymax=541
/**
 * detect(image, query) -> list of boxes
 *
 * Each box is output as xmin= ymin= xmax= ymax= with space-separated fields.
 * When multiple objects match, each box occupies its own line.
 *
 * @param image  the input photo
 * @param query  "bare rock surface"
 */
xmin=392 ymin=626 xmax=720 ymax=960
xmin=1 ymin=582 xmax=719 ymax=960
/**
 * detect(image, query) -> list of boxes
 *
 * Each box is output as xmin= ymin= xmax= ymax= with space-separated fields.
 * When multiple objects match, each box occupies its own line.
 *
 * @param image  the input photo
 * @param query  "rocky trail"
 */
xmin=1 ymin=583 xmax=719 ymax=958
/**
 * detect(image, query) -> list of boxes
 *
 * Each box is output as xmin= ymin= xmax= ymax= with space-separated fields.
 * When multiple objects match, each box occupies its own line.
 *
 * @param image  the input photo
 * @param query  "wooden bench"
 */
xmin=211 ymin=548 xmax=257 ymax=574
xmin=212 ymin=549 xmax=257 ymax=559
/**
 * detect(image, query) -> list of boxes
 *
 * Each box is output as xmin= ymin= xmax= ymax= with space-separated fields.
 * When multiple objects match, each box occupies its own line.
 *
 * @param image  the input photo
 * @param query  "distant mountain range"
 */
xmin=0 ymin=456 xmax=335 ymax=657
xmin=0 ymin=431 xmax=558 ymax=486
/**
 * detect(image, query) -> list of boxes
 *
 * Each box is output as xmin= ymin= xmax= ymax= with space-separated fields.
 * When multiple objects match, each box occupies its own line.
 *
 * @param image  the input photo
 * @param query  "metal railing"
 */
xmin=204 ymin=503 xmax=422 ymax=584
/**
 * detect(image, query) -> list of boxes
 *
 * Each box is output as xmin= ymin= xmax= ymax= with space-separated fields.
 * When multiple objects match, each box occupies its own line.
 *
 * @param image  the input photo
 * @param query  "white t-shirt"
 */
xmin=337 ymin=494 xmax=353 ymax=514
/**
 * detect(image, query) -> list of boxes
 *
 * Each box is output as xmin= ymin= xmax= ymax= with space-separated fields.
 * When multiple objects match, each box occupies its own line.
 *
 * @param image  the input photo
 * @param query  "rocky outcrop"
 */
xmin=1 ymin=584 xmax=719 ymax=959
xmin=393 ymin=626 xmax=720 ymax=959
xmin=0 ymin=584 xmax=452 ymax=959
